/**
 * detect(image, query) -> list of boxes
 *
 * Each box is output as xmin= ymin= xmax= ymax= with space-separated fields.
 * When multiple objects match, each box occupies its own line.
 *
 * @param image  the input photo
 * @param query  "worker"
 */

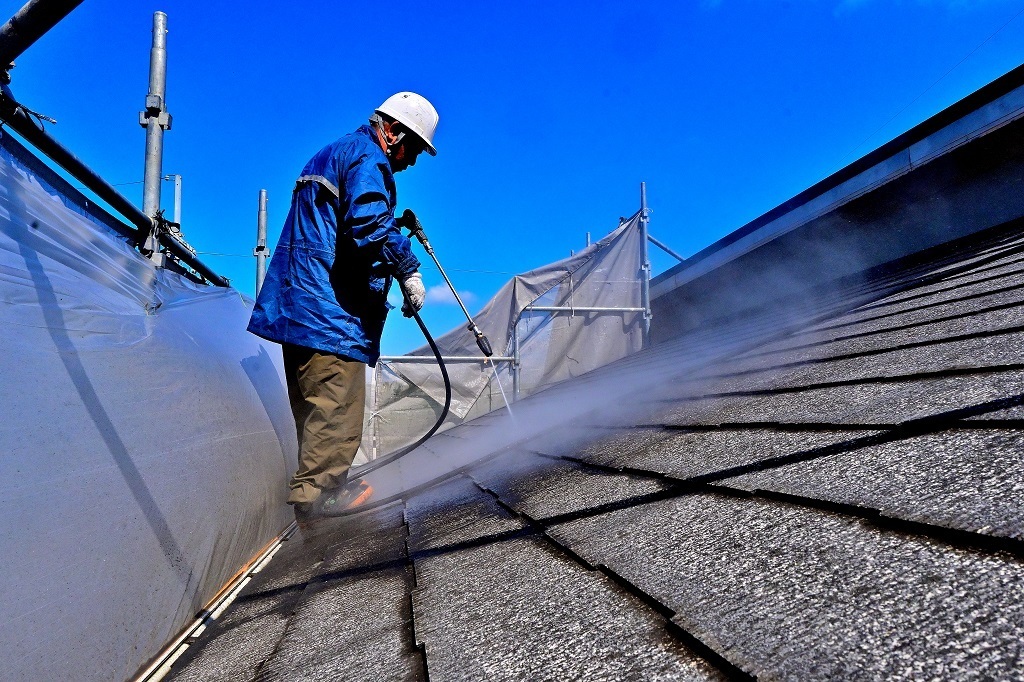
xmin=247 ymin=92 xmax=438 ymax=523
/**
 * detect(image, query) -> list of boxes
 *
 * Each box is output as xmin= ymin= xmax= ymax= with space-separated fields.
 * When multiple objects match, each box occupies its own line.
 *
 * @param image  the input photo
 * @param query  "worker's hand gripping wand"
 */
xmin=397 ymin=209 xmax=493 ymax=357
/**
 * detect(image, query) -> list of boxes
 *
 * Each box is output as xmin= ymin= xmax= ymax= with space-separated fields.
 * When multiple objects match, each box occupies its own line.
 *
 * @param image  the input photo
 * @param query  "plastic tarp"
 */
xmin=0 ymin=133 xmax=297 ymax=681
xmin=363 ymin=215 xmax=644 ymax=458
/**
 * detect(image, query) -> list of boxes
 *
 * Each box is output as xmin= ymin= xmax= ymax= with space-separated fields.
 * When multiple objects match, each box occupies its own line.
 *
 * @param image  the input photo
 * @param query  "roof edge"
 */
xmin=653 ymin=62 xmax=1024 ymax=295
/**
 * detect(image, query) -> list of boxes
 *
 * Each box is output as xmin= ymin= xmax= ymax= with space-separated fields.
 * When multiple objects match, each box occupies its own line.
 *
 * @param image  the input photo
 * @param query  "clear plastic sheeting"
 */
xmin=0 ymin=133 xmax=297 ymax=682
xmin=363 ymin=215 xmax=644 ymax=459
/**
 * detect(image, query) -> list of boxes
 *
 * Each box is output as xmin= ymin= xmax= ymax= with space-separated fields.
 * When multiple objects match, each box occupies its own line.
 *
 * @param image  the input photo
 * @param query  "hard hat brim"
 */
xmin=375 ymin=92 xmax=439 ymax=156
xmin=399 ymin=128 xmax=436 ymax=157
xmin=374 ymin=108 xmax=438 ymax=156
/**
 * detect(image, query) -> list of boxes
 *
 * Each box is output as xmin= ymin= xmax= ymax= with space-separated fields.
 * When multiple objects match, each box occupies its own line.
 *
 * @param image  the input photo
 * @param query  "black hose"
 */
xmin=314 ymin=279 xmax=454 ymax=519
xmin=348 ymin=283 xmax=452 ymax=478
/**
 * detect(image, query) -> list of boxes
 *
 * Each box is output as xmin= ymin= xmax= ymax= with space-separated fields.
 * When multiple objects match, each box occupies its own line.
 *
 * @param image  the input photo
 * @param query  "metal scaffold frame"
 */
xmin=0 ymin=1 xmax=228 ymax=287
xmin=367 ymin=182 xmax=683 ymax=459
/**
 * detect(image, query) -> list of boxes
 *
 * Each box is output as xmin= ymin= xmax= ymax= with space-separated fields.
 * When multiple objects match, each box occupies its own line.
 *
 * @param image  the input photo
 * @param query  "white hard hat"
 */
xmin=375 ymin=92 xmax=439 ymax=156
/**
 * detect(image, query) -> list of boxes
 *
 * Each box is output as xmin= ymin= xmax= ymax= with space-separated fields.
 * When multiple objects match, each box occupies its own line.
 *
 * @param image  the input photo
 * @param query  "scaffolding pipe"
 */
xmin=0 ymin=95 xmax=227 ymax=286
xmin=370 ymin=363 xmax=380 ymax=460
xmin=379 ymin=355 xmax=515 ymax=364
xmin=509 ymin=303 xmax=647 ymax=401
xmin=0 ymin=96 xmax=149 ymax=241
xmin=0 ymin=0 xmax=85 ymax=69
xmin=255 ymin=189 xmax=268 ymax=295
xmin=141 ymin=11 xmax=170 ymax=260
xmin=648 ymin=234 xmax=685 ymax=263
xmin=524 ymin=306 xmax=646 ymax=313
xmin=380 ymin=299 xmax=645 ymax=403
xmin=512 ymin=318 xmax=521 ymax=400
xmin=161 ymin=231 xmax=228 ymax=286
xmin=163 ymin=173 xmax=182 ymax=225
xmin=639 ymin=182 xmax=652 ymax=347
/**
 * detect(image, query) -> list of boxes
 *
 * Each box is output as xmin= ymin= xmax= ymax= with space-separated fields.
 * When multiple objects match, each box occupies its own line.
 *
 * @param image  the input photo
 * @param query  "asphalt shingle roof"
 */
xmin=165 ymin=221 xmax=1024 ymax=680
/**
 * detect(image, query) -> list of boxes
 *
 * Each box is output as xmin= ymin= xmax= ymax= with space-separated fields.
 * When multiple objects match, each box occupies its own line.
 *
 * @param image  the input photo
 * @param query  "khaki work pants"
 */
xmin=282 ymin=343 xmax=365 ymax=505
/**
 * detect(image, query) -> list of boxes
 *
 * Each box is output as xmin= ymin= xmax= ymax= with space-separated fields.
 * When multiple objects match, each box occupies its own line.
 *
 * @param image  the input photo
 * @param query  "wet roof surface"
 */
xmin=168 ymin=225 xmax=1024 ymax=681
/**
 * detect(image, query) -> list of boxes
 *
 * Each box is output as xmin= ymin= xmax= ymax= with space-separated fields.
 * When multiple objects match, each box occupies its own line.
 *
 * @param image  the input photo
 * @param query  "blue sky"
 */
xmin=8 ymin=0 xmax=1024 ymax=352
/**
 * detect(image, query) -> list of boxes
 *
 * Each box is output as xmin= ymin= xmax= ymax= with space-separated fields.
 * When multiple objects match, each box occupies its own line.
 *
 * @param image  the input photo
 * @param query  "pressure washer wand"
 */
xmin=398 ymin=209 xmax=493 ymax=357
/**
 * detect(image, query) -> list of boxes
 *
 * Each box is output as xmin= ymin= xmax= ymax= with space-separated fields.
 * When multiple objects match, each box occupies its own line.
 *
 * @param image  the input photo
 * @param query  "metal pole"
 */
xmin=0 ymin=93 xmax=229 ymax=288
xmin=255 ymin=189 xmax=268 ymax=295
xmin=648 ymin=234 xmax=685 ymax=263
xmin=0 ymin=0 xmax=85 ymax=71
xmin=140 ymin=11 xmax=171 ymax=262
xmin=161 ymin=231 xmax=228 ymax=286
xmin=639 ymin=181 xmax=652 ymax=347
xmin=162 ymin=173 xmax=181 ymax=224
xmin=512 ymin=321 xmax=521 ymax=401
xmin=169 ymin=174 xmax=182 ymax=225
xmin=377 ymin=355 xmax=515 ymax=364
xmin=524 ymin=305 xmax=647 ymax=313
xmin=371 ymin=362 xmax=379 ymax=461
xmin=0 ymin=96 xmax=148 ymax=241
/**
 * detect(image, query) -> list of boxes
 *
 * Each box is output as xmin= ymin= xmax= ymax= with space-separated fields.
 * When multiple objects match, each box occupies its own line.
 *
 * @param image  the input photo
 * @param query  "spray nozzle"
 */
xmin=468 ymin=323 xmax=493 ymax=357
xmin=398 ymin=208 xmax=428 ymax=247
xmin=477 ymin=333 xmax=493 ymax=357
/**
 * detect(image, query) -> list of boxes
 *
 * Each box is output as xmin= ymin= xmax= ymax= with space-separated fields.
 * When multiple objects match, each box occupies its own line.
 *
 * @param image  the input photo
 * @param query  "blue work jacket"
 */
xmin=247 ymin=125 xmax=421 ymax=365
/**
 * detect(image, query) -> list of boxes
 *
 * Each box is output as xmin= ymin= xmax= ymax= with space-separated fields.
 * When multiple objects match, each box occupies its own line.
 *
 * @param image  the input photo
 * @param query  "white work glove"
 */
xmin=400 ymin=271 xmax=425 ymax=317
